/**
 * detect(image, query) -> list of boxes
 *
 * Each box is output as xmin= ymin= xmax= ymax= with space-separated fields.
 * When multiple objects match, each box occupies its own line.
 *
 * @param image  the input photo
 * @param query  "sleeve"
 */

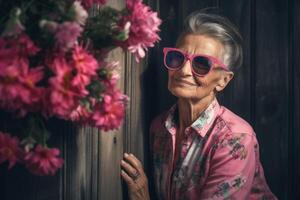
xmin=199 ymin=132 xmax=256 ymax=200
xmin=147 ymin=117 xmax=159 ymax=200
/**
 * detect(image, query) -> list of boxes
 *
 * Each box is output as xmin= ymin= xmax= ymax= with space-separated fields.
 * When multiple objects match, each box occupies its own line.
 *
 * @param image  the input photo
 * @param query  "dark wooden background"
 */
xmin=0 ymin=0 xmax=299 ymax=200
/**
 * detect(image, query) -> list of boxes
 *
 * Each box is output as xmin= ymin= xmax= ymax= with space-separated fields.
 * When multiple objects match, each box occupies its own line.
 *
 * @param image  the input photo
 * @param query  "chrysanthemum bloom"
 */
xmin=69 ymin=104 xmax=91 ymax=122
xmin=0 ymin=34 xmax=43 ymax=112
xmin=0 ymin=58 xmax=44 ymax=116
xmin=18 ymin=61 xmax=45 ymax=115
xmin=71 ymin=45 xmax=99 ymax=87
xmin=24 ymin=145 xmax=64 ymax=176
xmin=0 ymin=34 xmax=39 ymax=68
xmin=54 ymin=22 xmax=83 ymax=52
xmin=101 ymin=61 xmax=120 ymax=87
xmin=0 ymin=132 xmax=23 ymax=169
xmin=80 ymin=0 xmax=107 ymax=10
xmin=91 ymin=90 xmax=127 ymax=131
xmin=17 ymin=34 xmax=40 ymax=57
xmin=119 ymin=0 xmax=161 ymax=62
xmin=47 ymin=57 xmax=87 ymax=119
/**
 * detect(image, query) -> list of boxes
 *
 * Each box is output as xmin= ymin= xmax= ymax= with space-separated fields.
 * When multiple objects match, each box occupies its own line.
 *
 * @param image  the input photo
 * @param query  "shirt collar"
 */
xmin=164 ymin=98 xmax=220 ymax=137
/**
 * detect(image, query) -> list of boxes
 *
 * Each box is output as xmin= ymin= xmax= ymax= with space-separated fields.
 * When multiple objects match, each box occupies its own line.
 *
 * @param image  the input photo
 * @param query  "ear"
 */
xmin=215 ymin=71 xmax=234 ymax=92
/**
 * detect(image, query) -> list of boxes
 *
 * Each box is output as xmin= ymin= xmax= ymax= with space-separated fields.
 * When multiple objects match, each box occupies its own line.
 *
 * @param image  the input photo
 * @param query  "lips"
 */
xmin=174 ymin=78 xmax=197 ymax=86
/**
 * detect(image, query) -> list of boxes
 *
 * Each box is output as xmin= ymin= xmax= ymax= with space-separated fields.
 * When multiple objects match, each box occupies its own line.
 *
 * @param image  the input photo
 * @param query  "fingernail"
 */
xmin=124 ymin=153 xmax=128 ymax=157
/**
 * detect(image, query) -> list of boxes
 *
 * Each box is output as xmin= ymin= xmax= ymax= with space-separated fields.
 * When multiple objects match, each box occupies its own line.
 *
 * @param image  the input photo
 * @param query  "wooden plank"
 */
xmin=59 ymin=123 xmax=98 ymax=200
xmin=98 ymin=47 xmax=125 ymax=200
xmin=292 ymin=0 xmax=299 ymax=198
xmin=96 ymin=1 xmax=125 ymax=200
xmin=147 ymin=0 xmax=179 ymax=116
xmin=254 ymin=0 xmax=289 ymax=198
xmin=123 ymin=53 xmax=145 ymax=160
xmin=218 ymin=0 xmax=252 ymax=122
xmin=178 ymin=0 xmax=219 ymax=27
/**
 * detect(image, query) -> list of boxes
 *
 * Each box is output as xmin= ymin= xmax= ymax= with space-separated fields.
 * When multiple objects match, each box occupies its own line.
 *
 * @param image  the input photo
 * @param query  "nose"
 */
xmin=178 ymin=59 xmax=193 ymax=76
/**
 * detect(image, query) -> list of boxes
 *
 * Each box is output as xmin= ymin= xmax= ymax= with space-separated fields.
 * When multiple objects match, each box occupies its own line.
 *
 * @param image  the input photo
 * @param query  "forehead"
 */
xmin=176 ymin=34 xmax=224 ymax=59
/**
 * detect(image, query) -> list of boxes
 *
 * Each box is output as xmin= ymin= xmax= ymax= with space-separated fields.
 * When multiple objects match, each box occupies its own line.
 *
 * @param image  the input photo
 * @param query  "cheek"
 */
xmin=194 ymin=75 xmax=220 ymax=91
xmin=168 ymin=70 xmax=175 ymax=79
xmin=167 ymin=71 xmax=175 ymax=87
xmin=194 ymin=76 xmax=210 ymax=88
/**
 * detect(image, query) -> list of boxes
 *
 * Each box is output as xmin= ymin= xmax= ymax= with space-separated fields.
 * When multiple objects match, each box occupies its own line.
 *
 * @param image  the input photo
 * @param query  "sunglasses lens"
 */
xmin=192 ymin=56 xmax=211 ymax=75
xmin=165 ymin=50 xmax=185 ymax=69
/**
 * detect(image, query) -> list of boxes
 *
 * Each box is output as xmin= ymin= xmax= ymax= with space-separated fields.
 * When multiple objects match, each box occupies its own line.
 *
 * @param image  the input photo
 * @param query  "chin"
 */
xmin=168 ymin=85 xmax=215 ymax=102
xmin=168 ymin=86 xmax=198 ymax=99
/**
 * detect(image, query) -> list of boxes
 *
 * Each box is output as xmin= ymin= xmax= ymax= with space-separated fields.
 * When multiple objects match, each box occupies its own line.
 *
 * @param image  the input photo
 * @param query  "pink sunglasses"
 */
xmin=163 ymin=47 xmax=229 ymax=76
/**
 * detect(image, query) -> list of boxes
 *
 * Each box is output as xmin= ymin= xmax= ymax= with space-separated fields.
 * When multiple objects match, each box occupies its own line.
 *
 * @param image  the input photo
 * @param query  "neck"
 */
xmin=177 ymin=94 xmax=215 ymax=132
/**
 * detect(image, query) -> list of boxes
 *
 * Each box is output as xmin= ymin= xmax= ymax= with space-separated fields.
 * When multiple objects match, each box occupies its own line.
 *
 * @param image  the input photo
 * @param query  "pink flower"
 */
xmin=55 ymin=22 xmax=83 ymax=52
xmin=71 ymin=45 xmax=99 ymax=87
xmin=69 ymin=104 xmax=91 ymax=122
xmin=0 ymin=39 xmax=17 ymax=68
xmin=119 ymin=0 xmax=161 ymax=62
xmin=0 ymin=59 xmax=44 ymax=116
xmin=0 ymin=34 xmax=39 ymax=68
xmin=0 ymin=132 xmax=23 ymax=169
xmin=90 ymin=90 xmax=128 ymax=131
xmin=24 ymin=144 xmax=64 ymax=176
xmin=102 ymin=61 xmax=120 ymax=87
xmin=47 ymin=57 xmax=84 ymax=119
xmin=80 ymin=0 xmax=107 ymax=10
xmin=18 ymin=63 xmax=45 ymax=115
xmin=15 ymin=34 xmax=40 ymax=57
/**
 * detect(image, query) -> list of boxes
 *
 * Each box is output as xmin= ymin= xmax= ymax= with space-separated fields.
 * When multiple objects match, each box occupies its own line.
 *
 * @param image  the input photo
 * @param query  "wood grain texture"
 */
xmin=292 ymin=0 xmax=299 ymax=198
xmin=218 ymin=0 xmax=252 ymax=122
xmin=98 ymin=48 xmax=124 ymax=200
xmin=254 ymin=0 xmax=289 ymax=199
xmin=145 ymin=0 xmax=181 ymax=118
xmin=61 ymin=125 xmax=99 ymax=200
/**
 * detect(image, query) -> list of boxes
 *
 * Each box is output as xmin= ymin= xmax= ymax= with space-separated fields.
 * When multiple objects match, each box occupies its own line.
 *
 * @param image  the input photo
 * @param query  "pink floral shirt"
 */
xmin=150 ymin=99 xmax=277 ymax=200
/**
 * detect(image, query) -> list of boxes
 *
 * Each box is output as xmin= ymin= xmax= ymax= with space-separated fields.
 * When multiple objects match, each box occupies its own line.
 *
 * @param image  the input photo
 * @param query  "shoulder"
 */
xmin=218 ymin=105 xmax=255 ymax=137
xmin=211 ymin=106 xmax=259 ymax=156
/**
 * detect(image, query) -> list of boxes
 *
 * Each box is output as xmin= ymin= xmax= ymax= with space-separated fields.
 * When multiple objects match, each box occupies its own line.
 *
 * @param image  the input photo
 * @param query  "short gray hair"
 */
xmin=178 ymin=11 xmax=243 ymax=72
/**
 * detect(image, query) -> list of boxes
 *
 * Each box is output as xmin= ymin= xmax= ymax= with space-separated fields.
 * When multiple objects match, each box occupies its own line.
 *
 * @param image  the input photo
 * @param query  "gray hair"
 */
xmin=178 ymin=11 xmax=243 ymax=72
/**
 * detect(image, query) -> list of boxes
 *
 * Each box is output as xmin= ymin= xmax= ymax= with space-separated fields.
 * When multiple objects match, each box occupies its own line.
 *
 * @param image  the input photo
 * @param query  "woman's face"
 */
xmin=168 ymin=34 xmax=232 ymax=101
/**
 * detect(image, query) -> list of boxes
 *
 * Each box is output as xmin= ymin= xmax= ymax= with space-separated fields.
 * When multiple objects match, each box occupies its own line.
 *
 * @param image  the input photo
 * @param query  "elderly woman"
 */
xmin=121 ymin=11 xmax=278 ymax=200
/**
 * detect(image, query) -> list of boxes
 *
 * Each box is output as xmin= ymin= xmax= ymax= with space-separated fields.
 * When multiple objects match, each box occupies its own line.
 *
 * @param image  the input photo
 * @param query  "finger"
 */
xmin=121 ymin=159 xmax=138 ymax=178
xmin=129 ymin=153 xmax=143 ymax=166
xmin=120 ymin=170 xmax=134 ymax=185
xmin=123 ymin=153 xmax=143 ymax=172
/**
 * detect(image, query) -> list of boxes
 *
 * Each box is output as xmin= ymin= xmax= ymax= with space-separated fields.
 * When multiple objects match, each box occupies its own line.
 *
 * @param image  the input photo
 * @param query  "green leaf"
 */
xmin=83 ymin=6 xmax=122 ymax=49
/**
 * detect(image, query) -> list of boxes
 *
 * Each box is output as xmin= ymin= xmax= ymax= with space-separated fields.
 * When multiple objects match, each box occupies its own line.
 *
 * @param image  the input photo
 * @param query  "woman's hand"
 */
xmin=121 ymin=153 xmax=150 ymax=200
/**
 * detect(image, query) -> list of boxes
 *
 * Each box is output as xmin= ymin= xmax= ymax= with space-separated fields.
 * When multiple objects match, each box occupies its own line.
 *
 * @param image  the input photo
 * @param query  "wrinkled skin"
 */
xmin=121 ymin=153 xmax=150 ymax=200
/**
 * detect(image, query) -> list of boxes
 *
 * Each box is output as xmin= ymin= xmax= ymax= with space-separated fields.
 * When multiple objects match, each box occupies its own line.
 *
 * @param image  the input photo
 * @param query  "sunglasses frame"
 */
xmin=163 ymin=47 xmax=229 ymax=76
